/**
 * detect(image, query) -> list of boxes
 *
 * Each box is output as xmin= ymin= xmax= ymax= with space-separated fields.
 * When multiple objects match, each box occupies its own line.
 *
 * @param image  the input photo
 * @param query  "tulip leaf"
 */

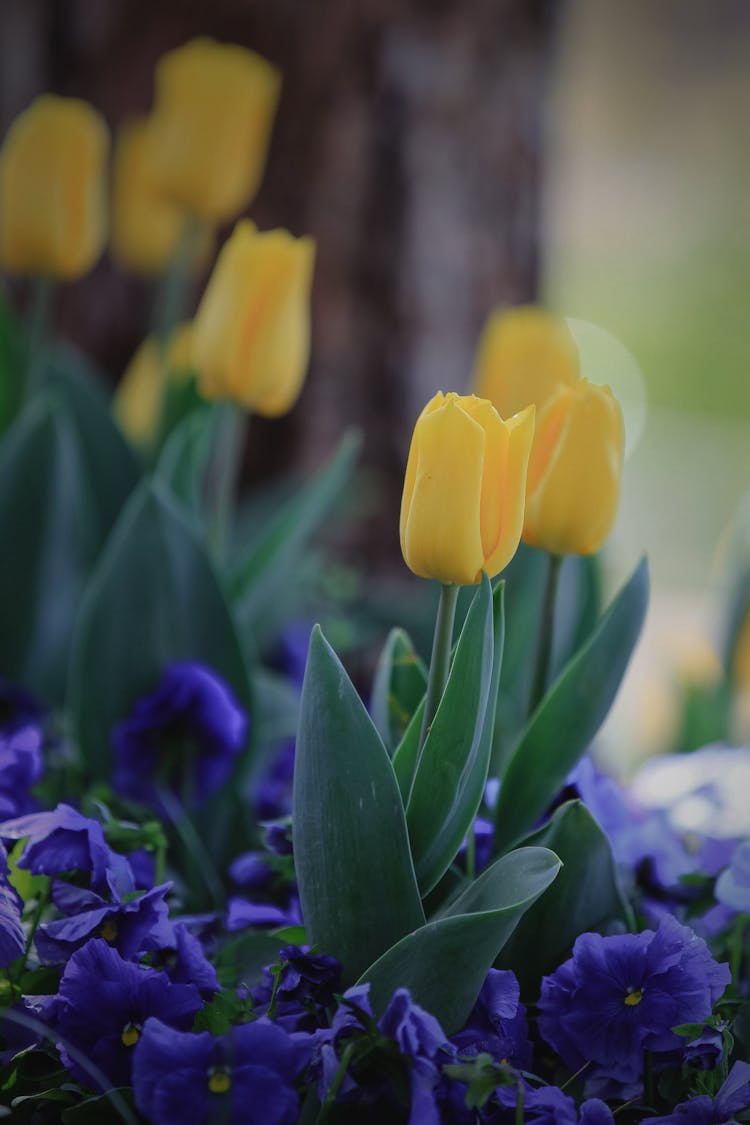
xmin=68 ymin=481 xmax=251 ymax=784
xmin=231 ymin=430 xmax=361 ymax=622
xmin=496 ymin=800 xmax=632 ymax=995
xmin=492 ymin=556 xmax=649 ymax=855
xmin=46 ymin=347 xmax=140 ymax=541
xmin=370 ymin=627 xmax=428 ymax=753
xmin=406 ymin=575 xmax=500 ymax=896
xmin=357 ymin=846 xmax=560 ymax=1032
xmin=156 ymin=403 xmax=223 ymax=523
xmin=392 ymin=699 xmax=425 ymax=804
xmin=0 ymin=394 xmax=99 ymax=702
xmin=0 ymin=290 xmax=23 ymax=437
xmin=293 ymin=626 xmax=425 ymax=984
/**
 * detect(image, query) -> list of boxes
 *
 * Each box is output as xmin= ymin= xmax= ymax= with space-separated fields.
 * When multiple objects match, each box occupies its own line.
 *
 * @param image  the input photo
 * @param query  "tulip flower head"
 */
xmin=472 ymin=305 xmax=579 ymax=421
xmin=400 ymin=392 xmax=535 ymax=586
xmin=523 ymin=379 xmax=624 ymax=556
xmin=192 ymin=220 xmax=315 ymax=417
xmin=114 ymin=322 xmax=195 ymax=448
xmin=110 ymin=118 xmax=214 ymax=276
xmin=0 ymin=94 xmax=109 ymax=279
xmin=146 ymin=38 xmax=281 ymax=223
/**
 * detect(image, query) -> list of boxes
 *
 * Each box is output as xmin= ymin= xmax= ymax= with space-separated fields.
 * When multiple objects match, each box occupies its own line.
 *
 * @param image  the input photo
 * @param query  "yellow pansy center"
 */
xmin=208 ymin=1066 xmax=232 ymax=1094
xmin=624 ymin=988 xmax=644 ymax=1007
xmin=121 ymin=1022 xmax=141 ymax=1047
xmin=100 ymin=919 xmax=118 ymax=943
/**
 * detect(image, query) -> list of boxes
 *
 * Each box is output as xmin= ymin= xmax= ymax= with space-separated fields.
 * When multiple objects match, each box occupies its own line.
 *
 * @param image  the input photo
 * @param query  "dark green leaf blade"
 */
xmin=0 ymin=395 xmax=98 ymax=702
xmin=370 ymin=627 xmax=428 ymax=753
xmin=68 ymin=481 xmax=251 ymax=782
xmin=496 ymin=800 xmax=632 ymax=995
xmin=292 ymin=626 xmax=425 ymax=984
xmin=156 ymin=403 xmax=222 ymax=523
xmin=493 ymin=556 xmax=649 ymax=855
xmin=406 ymin=574 xmax=496 ymax=896
xmin=231 ymin=430 xmax=361 ymax=619
xmin=358 ymin=846 xmax=560 ymax=1031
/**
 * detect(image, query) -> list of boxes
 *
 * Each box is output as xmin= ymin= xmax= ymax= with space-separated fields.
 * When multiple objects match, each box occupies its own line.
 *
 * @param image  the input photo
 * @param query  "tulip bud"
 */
xmin=472 ymin=305 xmax=579 ymax=421
xmin=146 ymin=38 xmax=281 ymax=223
xmin=192 ymin=220 xmax=315 ymax=417
xmin=111 ymin=118 xmax=214 ymax=276
xmin=114 ymin=322 xmax=195 ymax=447
xmin=523 ymin=379 xmax=624 ymax=556
xmin=400 ymin=392 xmax=535 ymax=586
xmin=0 ymin=95 xmax=108 ymax=279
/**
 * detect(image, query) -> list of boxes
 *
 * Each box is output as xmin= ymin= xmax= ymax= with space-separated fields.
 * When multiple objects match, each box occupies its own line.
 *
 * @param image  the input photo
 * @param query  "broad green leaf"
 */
xmin=231 ymin=430 xmax=361 ymax=620
xmin=0 ymin=289 xmax=23 ymax=437
xmin=493 ymin=557 xmax=649 ymax=855
xmin=370 ymin=628 xmax=427 ymax=753
xmin=406 ymin=575 xmax=495 ymax=896
xmin=46 ymin=347 xmax=139 ymax=541
xmin=392 ymin=699 xmax=424 ymax=804
xmin=0 ymin=395 xmax=98 ymax=702
xmin=68 ymin=481 xmax=251 ymax=783
xmin=358 ymin=846 xmax=560 ymax=1032
xmin=293 ymin=626 xmax=425 ymax=984
xmin=156 ymin=403 xmax=222 ymax=523
xmin=496 ymin=800 xmax=631 ymax=995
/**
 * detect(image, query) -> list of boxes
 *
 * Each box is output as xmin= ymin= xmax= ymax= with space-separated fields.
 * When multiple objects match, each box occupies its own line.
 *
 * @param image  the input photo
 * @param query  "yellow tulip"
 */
xmin=523 ymin=379 xmax=624 ymax=556
xmin=114 ymin=322 xmax=195 ymax=447
xmin=400 ymin=392 xmax=535 ymax=586
xmin=0 ymin=94 xmax=108 ymax=278
xmin=110 ymin=118 xmax=214 ymax=276
xmin=146 ymin=38 xmax=281 ymax=223
xmin=472 ymin=305 xmax=579 ymax=420
xmin=192 ymin=220 xmax=315 ymax=416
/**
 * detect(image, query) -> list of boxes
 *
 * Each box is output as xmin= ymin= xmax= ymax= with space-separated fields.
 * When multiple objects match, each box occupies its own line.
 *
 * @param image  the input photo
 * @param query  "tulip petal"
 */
xmin=483 ymin=404 xmax=535 ymax=576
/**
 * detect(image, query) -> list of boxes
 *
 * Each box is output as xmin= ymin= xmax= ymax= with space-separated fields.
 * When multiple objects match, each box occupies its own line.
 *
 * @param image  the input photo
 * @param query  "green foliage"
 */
xmin=370 ymin=627 xmax=427 ymax=754
xmin=493 ymin=556 xmax=649 ymax=855
xmin=293 ymin=626 xmax=425 ymax=984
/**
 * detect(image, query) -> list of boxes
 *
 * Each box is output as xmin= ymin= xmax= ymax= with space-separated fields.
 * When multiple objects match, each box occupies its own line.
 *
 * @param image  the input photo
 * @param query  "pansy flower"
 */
xmin=112 ymin=661 xmax=248 ymax=810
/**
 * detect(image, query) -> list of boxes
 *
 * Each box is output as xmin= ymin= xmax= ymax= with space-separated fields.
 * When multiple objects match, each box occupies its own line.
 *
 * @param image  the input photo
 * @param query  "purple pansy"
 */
xmin=252 ymin=946 xmax=342 ymax=1032
xmin=0 ymin=844 xmax=24 ymax=967
xmin=715 ymin=840 xmax=750 ymax=914
xmin=34 ymin=881 xmax=171 ymax=965
xmin=112 ymin=661 xmax=248 ymax=810
xmin=132 ymin=1016 xmax=311 ymax=1125
xmin=1 ymin=804 xmax=115 ymax=893
xmin=538 ymin=915 xmax=730 ymax=1086
xmin=0 ymin=725 xmax=43 ymax=818
xmin=452 ymin=968 xmax=532 ymax=1070
xmin=56 ymin=939 xmax=201 ymax=1089
xmin=378 ymin=988 xmax=451 ymax=1125
xmin=683 ymin=1025 xmax=725 ymax=1071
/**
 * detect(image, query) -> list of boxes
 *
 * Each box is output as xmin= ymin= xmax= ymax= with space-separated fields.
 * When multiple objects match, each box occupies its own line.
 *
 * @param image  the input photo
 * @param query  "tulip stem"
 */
xmin=153 ymin=213 xmax=202 ymax=351
xmin=208 ymin=403 xmax=246 ymax=564
xmin=24 ymin=276 xmax=55 ymax=402
xmin=418 ymin=582 xmax=459 ymax=758
xmin=529 ymin=552 xmax=563 ymax=716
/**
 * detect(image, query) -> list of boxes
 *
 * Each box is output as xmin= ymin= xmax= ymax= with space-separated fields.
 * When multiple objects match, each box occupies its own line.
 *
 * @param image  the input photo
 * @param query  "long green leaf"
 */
xmin=358 ymin=846 xmax=560 ymax=1032
xmin=392 ymin=699 xmax=425 ymax=804
xmin=68 ymin=481 xmax=251 ymax=783
xmin=231 ymin=430 xmax=361 ymax=618
xmin=292 ymin=626 xmax=425 ymax=984
xmin=406 ymin=575 xmax=495 ymax=895
xmin=370 ymin=628 xmax=427 ymax=754
xmin=496 ymin=800 xmax=632 ymax=995
xmin=156 ymin=404 xmax=222 ymax=524
xmin=0 ymin=395 xmax=98 ymax=702
xmin=493 ymin=557 xmax=649 ymax=855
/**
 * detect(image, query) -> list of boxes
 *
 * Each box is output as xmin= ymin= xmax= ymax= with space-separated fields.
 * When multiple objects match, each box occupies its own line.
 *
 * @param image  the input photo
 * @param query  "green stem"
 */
xmin=417 ymin=583 xmax=459 ymax=759
xmin=24 ymin=276 xmax=55 ymax=402
xmin=153 ymin=213 xmax=202 ymax=352
xmin=315 ymin=1041 xmax=357 ymax=1123
xmin=528 ymin=552 xmax=563 ymax=716
xmin=208 ymin=403 xmax=247 ymax=564
xmin=515 ymin=1079 xmax=524 ymax=1125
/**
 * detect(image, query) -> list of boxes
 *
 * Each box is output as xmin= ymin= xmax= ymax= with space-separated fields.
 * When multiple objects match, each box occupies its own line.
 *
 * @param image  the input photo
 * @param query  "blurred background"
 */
xmin=1 ymin=0 xmax=748 ymax=766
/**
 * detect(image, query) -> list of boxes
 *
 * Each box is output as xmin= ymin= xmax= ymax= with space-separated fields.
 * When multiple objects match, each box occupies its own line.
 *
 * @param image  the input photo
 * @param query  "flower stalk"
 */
xmin=528 ymin=552 xmax=562 ymax=716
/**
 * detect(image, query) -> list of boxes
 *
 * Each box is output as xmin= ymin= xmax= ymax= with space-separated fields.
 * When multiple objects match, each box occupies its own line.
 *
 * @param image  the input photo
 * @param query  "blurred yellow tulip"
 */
xmin=114 ymin=322 xmax=195 ymax=447
xmin=523 ymin=379 xmax=624 ymax=556
xmin=0 ymin=94 xmax=108 ymax=279
xmin=472 ymin=305 xmax=579 ymax=421
xmin=111 ymin=118 xmax=214 ymax=276
xmin=147 ymin=38 xmax=281 ymax=223
xmin=192 ymin=220 xmax=315 ymax=416
xmin=400 ymin=392 xmax=535 ymax=586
